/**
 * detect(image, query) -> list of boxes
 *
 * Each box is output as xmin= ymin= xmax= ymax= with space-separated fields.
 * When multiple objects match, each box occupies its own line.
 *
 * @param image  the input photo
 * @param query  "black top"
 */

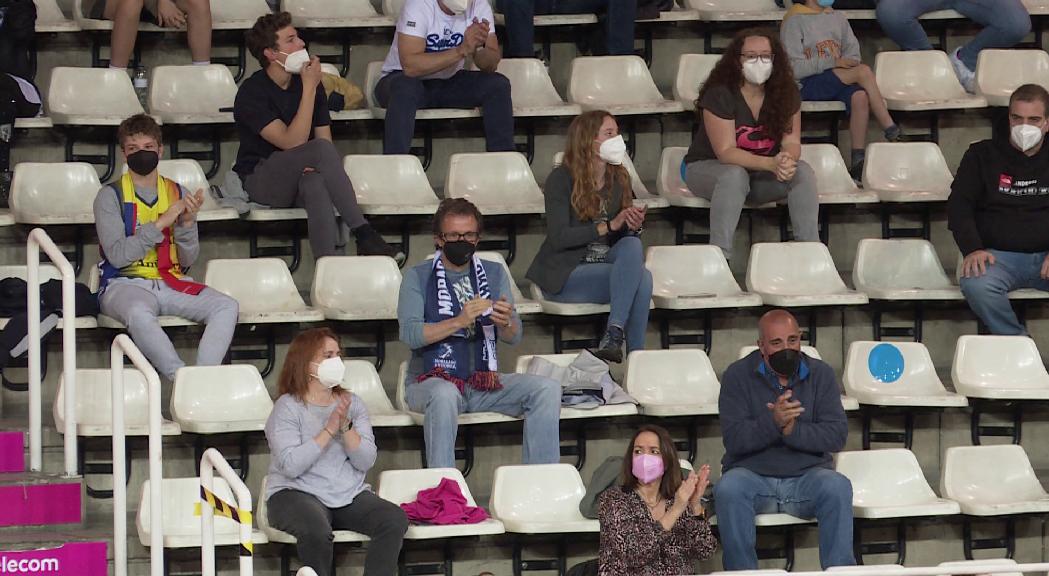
xmin=526 ymin=165 xmax=628 ymax=295
xmin=949 ymin=136 xmax=1049 ymax=256
xmin=684 ymin=84 xmax=790 ymax=164
xmin=233 ymin=69 xmax=330 ymax=180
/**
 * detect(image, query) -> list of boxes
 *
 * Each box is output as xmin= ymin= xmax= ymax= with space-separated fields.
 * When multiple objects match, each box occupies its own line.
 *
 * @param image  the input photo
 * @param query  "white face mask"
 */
xmin=442 ymin=0 xmax=470 ymax=15
xmin=742 ymin=59 xmax=773 ymax=85
xmin=279 ymin=48 xmax=310 ymax=74
xmin=597 ymin=134 xmax=627 ymax=165
xmin=311 ymin=357 xmax=346 ymax=389
xmin=1011 ymin=123 xmax=1044 ymax=152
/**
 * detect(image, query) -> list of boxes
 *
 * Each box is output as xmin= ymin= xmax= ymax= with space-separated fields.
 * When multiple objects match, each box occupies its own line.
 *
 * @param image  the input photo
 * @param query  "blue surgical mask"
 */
xmin=817 ymin=0 xmax=835 ymax=6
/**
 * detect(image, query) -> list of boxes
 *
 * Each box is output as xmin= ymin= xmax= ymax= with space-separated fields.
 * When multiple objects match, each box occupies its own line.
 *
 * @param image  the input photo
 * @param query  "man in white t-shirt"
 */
xmin=375 ymin=0 xmax=514 ymax=154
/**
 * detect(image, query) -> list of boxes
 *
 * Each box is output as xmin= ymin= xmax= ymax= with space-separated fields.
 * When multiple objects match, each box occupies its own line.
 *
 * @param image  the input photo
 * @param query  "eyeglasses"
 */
xmin=742 ymin=54 xmax=774 ymax=64
xmin=440 ymin=232 xmax=480 ymax=242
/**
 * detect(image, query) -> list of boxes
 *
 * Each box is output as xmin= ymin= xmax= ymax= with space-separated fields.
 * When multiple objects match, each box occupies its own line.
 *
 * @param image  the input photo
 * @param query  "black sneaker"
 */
xmin=354 ymin=224 xmax=405 ymax=264
xmin=849 ymin=160 xmax=864 ymax=185
xmin=592 ymin=325 xmax=625 ymax=364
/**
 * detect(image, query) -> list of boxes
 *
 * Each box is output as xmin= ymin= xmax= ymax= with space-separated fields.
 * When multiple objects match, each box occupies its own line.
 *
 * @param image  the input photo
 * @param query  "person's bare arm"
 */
xmin=314 ymin=125 xmax=333 ymax=142
xmin=473 ymin=22 xmax=501 ymax=72
xmin=779 ymin=111 xmax=802 ymax=161
xmin=258 ymin=57 xmax=324 ymax=150
xmin=398 ymin=33 xmax=470 ymax=78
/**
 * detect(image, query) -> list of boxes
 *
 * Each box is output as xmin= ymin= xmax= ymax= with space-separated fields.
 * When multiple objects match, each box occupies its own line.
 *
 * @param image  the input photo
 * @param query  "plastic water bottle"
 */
xmin=133 ymin=66 xmax=149 ymax=110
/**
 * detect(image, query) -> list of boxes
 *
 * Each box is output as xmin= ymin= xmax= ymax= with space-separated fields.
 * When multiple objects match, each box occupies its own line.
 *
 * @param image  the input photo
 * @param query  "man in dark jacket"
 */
xmin=950 ymin=83 xmax=1049 ymax=335
xmin=714 ymin=310 xmax=853 ymax=571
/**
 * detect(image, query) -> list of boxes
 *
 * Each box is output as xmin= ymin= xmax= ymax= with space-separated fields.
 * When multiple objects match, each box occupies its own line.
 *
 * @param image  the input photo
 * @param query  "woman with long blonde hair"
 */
xmin=526 ymin=111 xmax=652 ymax=362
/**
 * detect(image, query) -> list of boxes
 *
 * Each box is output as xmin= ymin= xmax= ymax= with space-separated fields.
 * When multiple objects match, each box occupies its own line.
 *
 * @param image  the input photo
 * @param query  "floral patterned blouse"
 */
xmin=597 ymin=486 xmax=718 ymax=576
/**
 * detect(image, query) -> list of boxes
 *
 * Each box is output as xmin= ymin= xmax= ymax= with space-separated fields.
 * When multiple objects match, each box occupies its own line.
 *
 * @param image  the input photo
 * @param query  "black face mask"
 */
xmin=126 ymin=149 xmax=159 ymax=176
xmin=768 ymin=348 xmax=802 ymax=378
xmin=443 ymin=240 xmax=476 ymax=267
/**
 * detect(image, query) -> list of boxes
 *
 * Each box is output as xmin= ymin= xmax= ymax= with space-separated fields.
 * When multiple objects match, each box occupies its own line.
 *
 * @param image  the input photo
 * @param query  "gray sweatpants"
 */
xmin=244 ymin=139 xmax=367 ymax=258
xmin=100 ymin=277 xmax=239 ymax=381
xmin=684 ymin=159 xmax=820 ymax=261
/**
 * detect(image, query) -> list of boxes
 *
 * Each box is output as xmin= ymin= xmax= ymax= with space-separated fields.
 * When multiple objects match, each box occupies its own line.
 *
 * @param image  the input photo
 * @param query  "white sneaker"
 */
xmin=950 ymin=47 xmax=976 ymax=94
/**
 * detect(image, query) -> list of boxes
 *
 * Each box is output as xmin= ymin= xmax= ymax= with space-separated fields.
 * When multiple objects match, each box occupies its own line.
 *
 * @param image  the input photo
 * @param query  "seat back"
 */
xmin=48 ymin=67 xmax=143 ymax=119
xmin=975 ymin=50 xmax=1049 ymax=105
xmin=835 ymin=449 xmax=940 ymax=507
xmin=800 ymin=144 xmax=861 ymax=199
xmin=210 ymin=0 xmax=271 ymax=21
xmin=382 ymin=0 xmax=407 ymax=18
xmin=204 ymin=258 xmax=307 ymax=313
xmin=657 ymin=146 xmax=691 ymax=199
xmin=170 ymin=365 xmax=272 ymax=428
xmin=445 ymin=152 xmax=543 ymax=207
xmin=343 ymin=155 xmax=438 ymax=207
xmin=853 ymin=239 xmax=954 ymax=292
xmin=568 ymin=56 xmax=665 ymax=106
xmin=341 ymin=360 xmax=398 ymax=414
xmin=844 ymin=341 xmax=948 ymax=398
xmin=673 ymin=53 xmax=721 ymax=106
xmin=551 ymin=151 xmax=650 ymax=200
xmin=138 ymin=477 xmax=240 ymax=540
xmin=685 ymin=0 xmax=781 ymax=11
xmin=378 ymin=467 xmax=479 ymax=506
xmin=942 ymin=445 xmax=1047 ymax=505
xmin=862 ymin=142 xmax=952 ymax=197
xmin=54 ymin=368 xmax=153 ymax=430
xmin=283 ymin=0 xmax=380 ymax=19
xmin=745 ymin=242 xmax=848 ymax=295
xmin=514 ymin=353 xmax=575 ymax=374
xmin=497 ymin=58 xmax=566 ymax=107
xmin=149 ymin=65 xmax=237 ymax=117
xmin=874 ymin=50 xmax=970 ymax=101
xmin=646 ymin=245 xmax=744 ymax=298
xmin=311 ymin=256 xmax=401 ymax=319
xmin=952 ymin=335 xmax=1049 ymax=392
xmin=34 ymin=0 xmax=69 ymax=23
xmin=396 ymin=361 xmax=410 ymax=411
xmin=624 ymin=349 xmax=719 ymax=405
xmin=365 ymin=62 xmax=384 ymax=109
xmin=10 ymin=162 xmax=100 ymax=223
xmin=491 ymin=464 xmax=589 ymax=523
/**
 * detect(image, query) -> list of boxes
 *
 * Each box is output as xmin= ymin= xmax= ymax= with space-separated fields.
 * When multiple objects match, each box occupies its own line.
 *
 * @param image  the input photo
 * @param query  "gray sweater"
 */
xmin=263 ymin=392 xmax=377 ymax=508
xmin=93 ymin=182 xmax=200 ymax=272
xmin=780 ymin=6 xmax=861 ymax=80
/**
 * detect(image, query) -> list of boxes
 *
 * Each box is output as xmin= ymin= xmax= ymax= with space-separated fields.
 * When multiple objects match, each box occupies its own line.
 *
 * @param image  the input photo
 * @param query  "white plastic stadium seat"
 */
xmin=87 ymin=265 xmax=196 ymax=329
xmin=843 ymin=341 xmax=967 ymax=408
xmin=746 ymin=242 xmax=868 ymax=307
xmin=1025 ymin=0 xmax=1049 ymax=14
xmin=48 ymin=67 xmax=145 ymax=125
xmin=975 ymin=50 xmax=1049 ymax=107
xmin=942 ymin=445 xmax=1049 ymax=516
xmin=800 ymin=144 xmax=878 ymax=204
xmin=853 ymin=239 xmax=963 ymax=301
xmin=378 ymin=468 xmax=505 ymax=539
xmin=445 ymin=152 xmax=545 ymax=214
xmin=366 ymin=62 xmax=480 ymax=120
xmin=204 ymin=258 xmax=325 ymax=324
xmin=551 ymin=151 xmax=666 ymax=209
xmin=258 ymin=476 xmax=369 ymax=544
xmin=937 ymin=559 xmax=1022 ymax=576
xmin=835 ymin=449 xmax=960 ymax=519
xmin=311 ymin=256 xmax=401 ymax=321
xmin=209 ymin=0 xmax=272 ymax=29
xmin=738 ymin=345 xmax=858 ymax=411
xmin=10 ymin=162 xmax=100 ymax=225
xmin=657 ymin=147 xmax=708 ymax=209
xmin=170 ymin=365 xmax=273 ymax=434
xmin=828 ymin=566 xmax=905 ymax=573
xmin=623 ymin=349 xmax=719 ymax=417
xmin=491 ymin=464 xmax=599 ymax=533
xmin=343 ymin=155 xmax=439 ymax=215
xmin=340 ymin=360 xmax=415 ymax=427
xmin=149 ymin=65 xmax=237 ymax=124
xmin=54 ymin=369 xmax=181 ymax=436
xmin=688 ymin=0 xmax=783 ymax=20
xmin=34 ymin=0 xmax=79 ymax=32
xmin=282 ymin=0 xmax=394 ymax=27
xmin=568 ymin=56 xmax=684 ymax=116
xmin=647 ymin=245 xmax=762 ymax=310
xmin=397 ymin=361 xmax=520 ymax=426
xmin=862 ymin=143 xmax=953 ymax=203
xmin=673 ymin=53 xmax=721 ymax=109
xmin=138 ymin=477 xmax=268 ymax=548
xmin=513 ymin=353 xmax=638 ymax=419
xmin=874 ymin=51 xmax=987 ymax=111
xmin=497 ymin=59 xmax=581 ymax=117
xmin=951 ymin=335 xmax=1049 ymax=400
xmin=529 ymin=283 xmax=611 ymax=316
xmin=318 ymin=64 xmax=374 ymax=121
xmin=121 ymin=159 xmax=239 ymax=221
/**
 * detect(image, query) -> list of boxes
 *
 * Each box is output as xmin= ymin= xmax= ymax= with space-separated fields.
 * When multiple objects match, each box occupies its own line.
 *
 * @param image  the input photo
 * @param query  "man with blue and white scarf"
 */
xmin=398 ymin=198 xmax=561 ymax=468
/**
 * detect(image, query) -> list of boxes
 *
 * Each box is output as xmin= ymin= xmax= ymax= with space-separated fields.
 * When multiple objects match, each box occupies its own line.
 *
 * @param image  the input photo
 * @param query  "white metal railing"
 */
xmin=26 ymin=228 xmax=78 ymax=476
xmin=111 ymin=334 xmax=163 ymax=576
xmin=199 ymin=448 xmax=253 ymax=576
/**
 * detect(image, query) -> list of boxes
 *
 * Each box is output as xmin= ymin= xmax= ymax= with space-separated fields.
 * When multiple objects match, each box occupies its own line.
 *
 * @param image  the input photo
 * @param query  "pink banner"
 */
xmin=0 ymin=432 xmax=23 ymax=474
xmin=0 ymin=483 xmax=80 ymax=527
xmin=0 ymin=542 xmax=107 ymax=576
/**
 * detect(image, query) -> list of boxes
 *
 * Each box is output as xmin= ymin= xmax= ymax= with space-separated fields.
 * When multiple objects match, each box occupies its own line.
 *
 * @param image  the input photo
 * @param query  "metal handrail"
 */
xmin=199 ymin=448 xmax=253 ymax=576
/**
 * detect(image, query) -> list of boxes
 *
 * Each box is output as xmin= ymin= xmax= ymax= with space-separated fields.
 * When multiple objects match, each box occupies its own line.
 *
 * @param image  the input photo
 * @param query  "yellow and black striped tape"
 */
xmin=195 ymin=485 xmax=254 ymax=556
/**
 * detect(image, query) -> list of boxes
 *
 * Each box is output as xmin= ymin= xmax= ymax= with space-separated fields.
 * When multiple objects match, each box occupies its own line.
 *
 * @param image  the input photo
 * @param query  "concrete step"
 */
xmin=0 ymin=472 xmax=82 ymax=527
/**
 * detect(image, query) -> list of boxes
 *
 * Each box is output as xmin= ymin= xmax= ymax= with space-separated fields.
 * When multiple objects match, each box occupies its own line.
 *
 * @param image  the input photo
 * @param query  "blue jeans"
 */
xmin=545 ymin=236 xmax=653 ymax=353
xmin=374 ymin=70 xmax=515 ymax=155
xmin=876 ymin=0 xmax=1030 ymax=70
xmin=959 ymin=249 xmax=1049 ymax=335
xmin=714 ymin=467 xmax=855 ymax=570
xmin=405 ymin=373 xmax=562 ymax=469
xmin=500 ymin=0 xmax=637 ymax=57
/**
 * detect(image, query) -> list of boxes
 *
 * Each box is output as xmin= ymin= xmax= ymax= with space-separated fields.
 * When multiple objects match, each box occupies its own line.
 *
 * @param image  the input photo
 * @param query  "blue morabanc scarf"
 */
xmin=418 ymin=253 xmax=501 ymax=392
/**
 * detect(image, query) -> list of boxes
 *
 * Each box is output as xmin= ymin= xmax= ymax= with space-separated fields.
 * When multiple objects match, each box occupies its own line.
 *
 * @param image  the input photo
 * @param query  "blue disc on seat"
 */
xmin=868 ymin=343 xmax=904 ymax=383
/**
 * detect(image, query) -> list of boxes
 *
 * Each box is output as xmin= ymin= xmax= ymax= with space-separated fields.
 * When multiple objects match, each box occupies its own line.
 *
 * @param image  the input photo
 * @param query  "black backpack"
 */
xmin=0 ymin=0 xmax=37 ymax=79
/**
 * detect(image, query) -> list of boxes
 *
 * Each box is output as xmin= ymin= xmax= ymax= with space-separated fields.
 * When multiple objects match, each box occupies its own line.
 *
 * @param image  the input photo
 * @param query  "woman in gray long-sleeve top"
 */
xmin=263 ymin=328 xmax=407 ymax=576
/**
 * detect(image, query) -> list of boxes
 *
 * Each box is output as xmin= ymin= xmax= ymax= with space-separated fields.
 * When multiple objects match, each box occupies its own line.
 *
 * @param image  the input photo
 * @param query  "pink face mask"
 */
xmin=632 ymin=453 xmax=665 ymax=485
